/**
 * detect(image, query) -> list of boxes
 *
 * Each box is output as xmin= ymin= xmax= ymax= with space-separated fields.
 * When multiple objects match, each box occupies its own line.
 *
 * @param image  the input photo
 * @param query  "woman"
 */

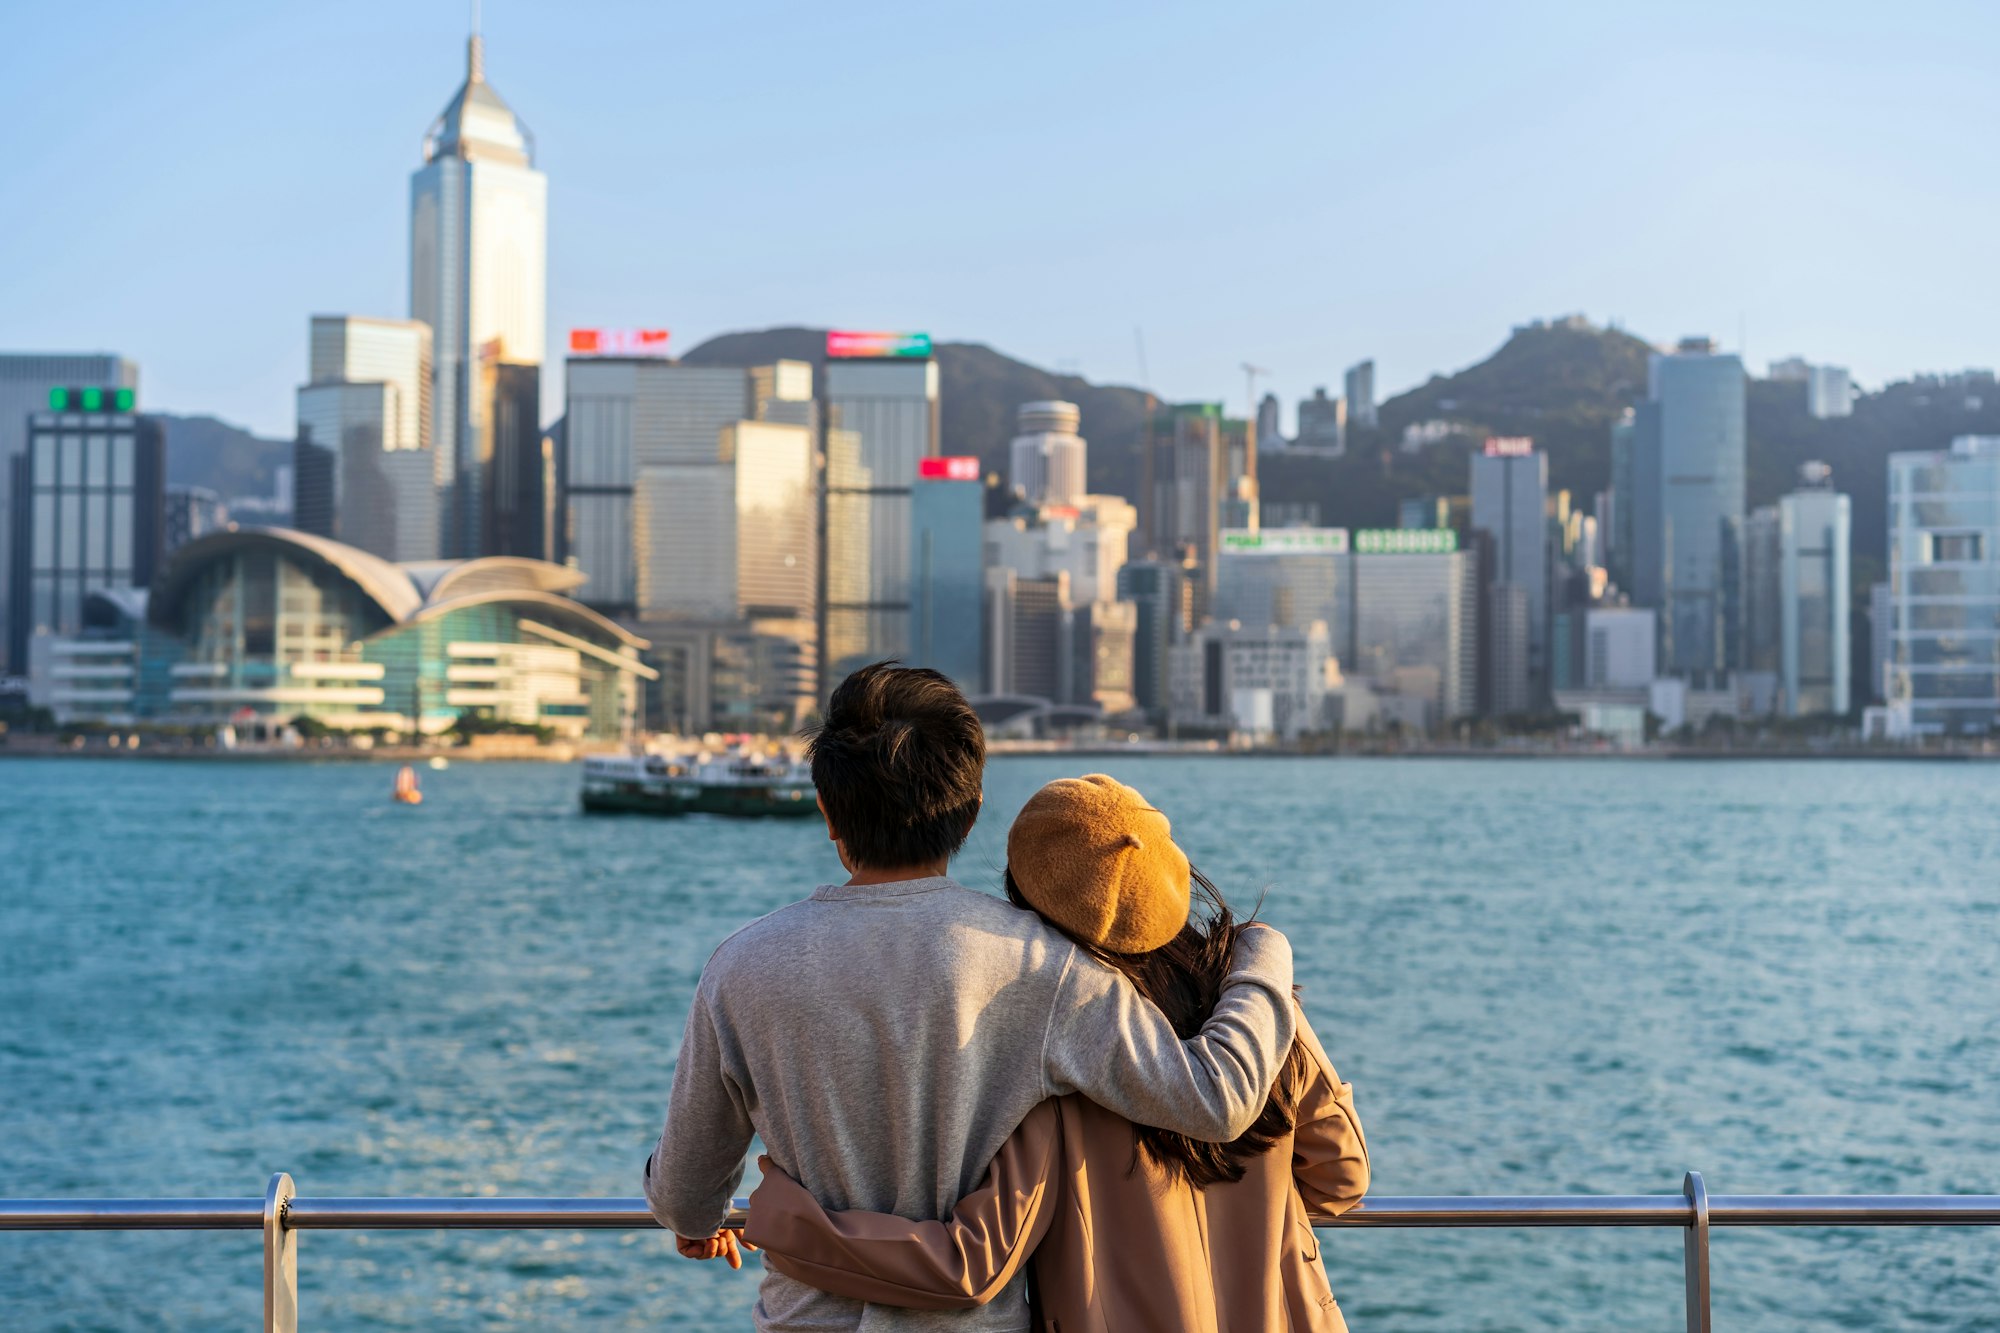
xmin=744 ymin=773 xmax=1370 ymax=1331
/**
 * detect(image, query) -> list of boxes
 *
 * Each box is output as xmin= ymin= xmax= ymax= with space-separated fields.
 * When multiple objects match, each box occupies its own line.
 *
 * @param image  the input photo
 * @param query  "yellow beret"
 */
xmin=1007 ymin=774 xmax=1191 ymax=954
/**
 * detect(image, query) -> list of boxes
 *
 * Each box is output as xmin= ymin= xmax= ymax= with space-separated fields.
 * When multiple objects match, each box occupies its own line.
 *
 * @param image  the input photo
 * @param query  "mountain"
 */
xmin=1261 ymin=320 xmax=1656 ymax=534
xmin=686 ymin=321 xmax=2000 ymax=572
xmin=680 ymin=328 xmax=1155 ymax=499
xmin=157 ymin=414 xmax=291 ymax=502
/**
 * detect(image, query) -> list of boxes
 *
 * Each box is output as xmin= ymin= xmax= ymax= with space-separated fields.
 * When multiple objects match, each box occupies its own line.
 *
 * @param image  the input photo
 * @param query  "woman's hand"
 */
xmin=675 ymin=1230 xmax=760 ymax=1269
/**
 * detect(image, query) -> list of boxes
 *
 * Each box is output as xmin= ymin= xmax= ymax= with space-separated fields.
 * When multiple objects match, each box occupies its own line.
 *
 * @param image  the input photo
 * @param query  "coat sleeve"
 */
xmin=644 ymin=987 xmax=755 ymax=1238
xmin=744 ymin=1100 xmax=1065 ymax=1310
xmin=1289 ymin=1007 xmax=1370 ymax=1219
xmin=1044 ymin=923 xmax=1296 ymax=1142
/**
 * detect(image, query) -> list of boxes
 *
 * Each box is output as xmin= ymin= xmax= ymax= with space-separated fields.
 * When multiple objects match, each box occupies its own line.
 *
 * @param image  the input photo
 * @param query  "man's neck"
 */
xmin=845 ymin=862 xmax=950 ymax=887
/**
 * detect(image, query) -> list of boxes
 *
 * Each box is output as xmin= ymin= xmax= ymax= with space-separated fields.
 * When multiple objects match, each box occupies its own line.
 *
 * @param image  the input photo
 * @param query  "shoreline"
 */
xmin=4 ymin=740 xmax=1992 ymax=763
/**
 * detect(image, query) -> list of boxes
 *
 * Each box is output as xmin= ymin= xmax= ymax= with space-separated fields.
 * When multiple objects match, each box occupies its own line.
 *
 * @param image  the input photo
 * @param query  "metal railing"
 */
xmin=6 ymin=1172 xmax=1999 ymax=1333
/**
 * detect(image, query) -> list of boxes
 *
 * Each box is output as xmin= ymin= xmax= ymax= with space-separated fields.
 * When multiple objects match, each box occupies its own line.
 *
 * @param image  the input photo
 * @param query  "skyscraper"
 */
xmin=1342 ymin=528 xmax=1478 ymax=727
xmin=293 ymin=316 xmax=436 ymax=563
xmin=1116 ymin=558 xmax=1196 ymax=722
xmin=1607 ymin=408 xmax=1636 ymax=594
xmin=410 ymin=31 xmax=547 ymax=558
xmin=1807 ymin=365 xmax=1854 ymax=419
xmin=1141 ymin=403 xmax=1224 ymax=602
xmin=1007 ymin=401 xmax=1086 ymax=506
xmin=1740 ymin=504 xmax=1783 ymax=676
xmin=1887 ymin=436 xmax=2000 ymax=735
xmin=1344 ymin=360 xmax=1377 ymax=429
xmin=562 ymin=357 xmax=813 ymax=615
xmin=1470 ymin=438 xmax=1550 ymax=695
xmin=1212 ymin=528 xmax=1343 ymax=634
xmin=1255 ymin=393 xmax=1285 ymax=453
xmin=1294 ymin=387 xmax=1346 ymax=455
xmin=1779 ymin=464 xmax=1850 ymax=716
xmin=1 ymin=354 xmax=139 ymax=670
xmin=1634 ymin=338 xmax=1746 ymax=675
xmin=911 ymin=457 xmax=985 ymax=692
xmin=8 ymin=388 xmax=162 ymax=672
xmin=822 ymin=342 xmax=940 ymax=685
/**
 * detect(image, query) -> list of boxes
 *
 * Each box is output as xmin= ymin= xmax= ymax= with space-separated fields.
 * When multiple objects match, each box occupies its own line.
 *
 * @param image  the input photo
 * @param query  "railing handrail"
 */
xmin=6 ymin=1190 xmax=2000 ymax=1231
xmin=7 ymin=1178 xmax=2000 ymax=1333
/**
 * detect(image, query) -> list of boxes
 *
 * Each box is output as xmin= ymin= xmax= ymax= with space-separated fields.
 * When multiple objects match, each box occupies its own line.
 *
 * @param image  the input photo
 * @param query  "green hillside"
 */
xmin=157 ymin=414 xmax=291 ymax=502
xmin=680 ymin=328 xmax=1154 ymax=498
xmin=683 ymin=322 xmax=2000 ymax=569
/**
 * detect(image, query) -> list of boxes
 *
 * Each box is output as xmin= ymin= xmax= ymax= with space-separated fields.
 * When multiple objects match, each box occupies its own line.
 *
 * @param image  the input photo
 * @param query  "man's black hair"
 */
xmin=804 ymin=661 xmax=985 ymax=869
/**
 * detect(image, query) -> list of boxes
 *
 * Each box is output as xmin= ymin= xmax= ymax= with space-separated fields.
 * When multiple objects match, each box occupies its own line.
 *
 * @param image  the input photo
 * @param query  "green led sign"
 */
xmin=48 ymin=386 xmax=134 ymax=413
xmin=1354 ymin=527 xmax=1459 ymax=555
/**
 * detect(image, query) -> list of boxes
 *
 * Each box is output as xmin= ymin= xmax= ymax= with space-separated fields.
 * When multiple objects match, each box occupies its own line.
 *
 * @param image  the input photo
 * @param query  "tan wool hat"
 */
xmin=1006 ymin=774 xmax=1192 ymax=954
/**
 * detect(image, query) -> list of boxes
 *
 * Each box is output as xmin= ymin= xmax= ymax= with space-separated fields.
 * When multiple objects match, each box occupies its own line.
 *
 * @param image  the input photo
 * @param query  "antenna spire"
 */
xmin=468 ymin=0 xmax=484 ymax=82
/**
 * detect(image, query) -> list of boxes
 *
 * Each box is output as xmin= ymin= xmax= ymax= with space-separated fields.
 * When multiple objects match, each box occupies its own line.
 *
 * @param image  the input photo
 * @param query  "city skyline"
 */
xmin=4 ymin=1 xmax=1998 ymax=438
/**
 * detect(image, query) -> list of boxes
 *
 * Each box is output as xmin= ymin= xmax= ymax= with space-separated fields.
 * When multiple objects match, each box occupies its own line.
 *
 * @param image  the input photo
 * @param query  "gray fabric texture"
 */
xmin=646 ymin=876 xmax=1296 ymax=1333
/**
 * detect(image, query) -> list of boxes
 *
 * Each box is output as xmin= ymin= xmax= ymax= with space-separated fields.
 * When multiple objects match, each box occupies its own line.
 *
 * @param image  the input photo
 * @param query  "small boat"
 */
xmin=393 ymin=764 xmax=424 ymax=806
xmin=581 ymin=749 xmax=817 ymax=818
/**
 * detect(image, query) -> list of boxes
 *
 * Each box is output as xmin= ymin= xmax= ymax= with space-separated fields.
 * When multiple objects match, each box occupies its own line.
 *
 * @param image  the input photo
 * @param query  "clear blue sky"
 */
xmin=2 ymin=0 xmax=1994 ymax=438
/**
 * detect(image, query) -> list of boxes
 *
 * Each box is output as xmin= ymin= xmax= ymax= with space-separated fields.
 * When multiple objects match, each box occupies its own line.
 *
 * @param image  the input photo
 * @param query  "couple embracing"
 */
xmin=646 ymin=663 xmax=1368 ymax=1331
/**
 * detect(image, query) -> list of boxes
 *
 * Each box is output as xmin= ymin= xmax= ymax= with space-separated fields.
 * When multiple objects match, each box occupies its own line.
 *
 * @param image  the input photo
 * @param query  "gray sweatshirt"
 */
xmin=645 ymin=876 xmax=1296 ymax=1333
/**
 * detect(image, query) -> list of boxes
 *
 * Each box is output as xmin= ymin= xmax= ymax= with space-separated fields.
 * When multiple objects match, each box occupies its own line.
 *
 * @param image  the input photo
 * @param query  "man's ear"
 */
xmin=816 ymin=793 xmax=839 ymax=844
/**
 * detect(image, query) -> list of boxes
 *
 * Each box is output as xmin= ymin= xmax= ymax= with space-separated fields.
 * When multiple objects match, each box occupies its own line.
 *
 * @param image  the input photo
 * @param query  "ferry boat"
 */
xmin=580 ymin=750 xmax=818 ymax=819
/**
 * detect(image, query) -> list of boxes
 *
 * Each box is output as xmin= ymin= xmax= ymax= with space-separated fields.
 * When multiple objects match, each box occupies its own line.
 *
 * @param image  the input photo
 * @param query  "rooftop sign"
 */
xmin=1483 ymin=436 xmax=1535 ymax=457
xmin=918 ymin=456 xmax=980 ymax=482
xmin=828 ymin=330 xmax=932 ymax=359
xmin=49 ymin=387 xmax=135 ymax=412
xmin=1354 ymin=527 xmax=1459 ymax=555
xmin=569 ymin=328 xmax=671 ymax=357
xmin=1219 ymin=528 xmax=1349 ymax=554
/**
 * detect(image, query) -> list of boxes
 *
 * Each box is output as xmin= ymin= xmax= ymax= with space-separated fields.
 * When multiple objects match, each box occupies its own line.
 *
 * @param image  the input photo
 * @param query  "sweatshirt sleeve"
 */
xmin=1289 ymin=1007 xmax=1370 ymax=1219
xmin=745 ymin=1100 xmax=1064 ymax=1310
xmin=1043 ymin=923 xmax=1296 ymax=1143
xmin=644 ymin=986 xmax=754 ymax=1237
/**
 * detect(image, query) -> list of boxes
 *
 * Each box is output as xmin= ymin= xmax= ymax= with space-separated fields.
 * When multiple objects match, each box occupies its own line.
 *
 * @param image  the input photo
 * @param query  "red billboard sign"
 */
xmin=569 ymin=328 xmax=671 ymax=357
xmin=918 ymin=456 xmax=981 ymax=482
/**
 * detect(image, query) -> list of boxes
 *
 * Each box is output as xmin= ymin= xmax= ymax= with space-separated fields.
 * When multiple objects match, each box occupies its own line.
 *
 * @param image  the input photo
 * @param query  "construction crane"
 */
xmin=1241 ymin=362 xmax=1270 ymax=420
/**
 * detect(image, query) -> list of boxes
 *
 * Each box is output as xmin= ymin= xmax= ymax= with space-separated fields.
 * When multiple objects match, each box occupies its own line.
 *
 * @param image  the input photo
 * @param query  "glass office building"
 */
xmin=7 ymin=395 xmax=163 ymax=671
xmin=1633 ymin=339 xmax=1746 ymax=674
xmin=294 ymin=316 xmax=439 ymax=564
xmin=1341 ymin=532 xmax=1478 ymax=726
xmin=822 ymin=357 xmax=939 ymax=684
xmin=1213 ymin=527 xmax=1343 ymax=634
xmin=911 ymin=461 xmax=985 ymax=691
xmin=1141 ymin=403 xmax=1225 ymax=606
xmin=1779 ymin=479 xmax=1850 ymax=717
xmin=563 ymin=359 xmax=814 ymax=616
xmin=1887 ymin=436 xmax=2000 ymax=735
xmin=410 ymin=34 xmax=547 ymax=557
xmin=1 ymin=354 xmax=139 ymax=670
xmin=1470 ymin=444 xmax=1549 ymax=691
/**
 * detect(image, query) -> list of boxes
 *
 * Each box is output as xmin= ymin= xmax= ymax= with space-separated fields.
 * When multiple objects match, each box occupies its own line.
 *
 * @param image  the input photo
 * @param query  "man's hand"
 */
xmin=676 ymin=1230 xmax=759 ymax=1270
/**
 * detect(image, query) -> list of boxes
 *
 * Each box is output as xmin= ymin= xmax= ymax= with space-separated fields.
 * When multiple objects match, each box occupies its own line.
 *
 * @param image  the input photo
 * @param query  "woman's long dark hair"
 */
xmin=1006 ymin=865 xmax=1311 ymax=1189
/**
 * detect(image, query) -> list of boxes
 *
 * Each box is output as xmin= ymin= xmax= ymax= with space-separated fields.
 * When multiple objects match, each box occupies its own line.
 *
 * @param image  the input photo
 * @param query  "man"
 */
xmin=646 ymin=662 xmax=1295 ymax=1332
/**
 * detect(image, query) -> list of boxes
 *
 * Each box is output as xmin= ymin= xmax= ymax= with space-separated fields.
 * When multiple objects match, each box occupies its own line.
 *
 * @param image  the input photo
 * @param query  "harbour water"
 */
xmin=2 ymin=755 xmax=1996 ymax=1330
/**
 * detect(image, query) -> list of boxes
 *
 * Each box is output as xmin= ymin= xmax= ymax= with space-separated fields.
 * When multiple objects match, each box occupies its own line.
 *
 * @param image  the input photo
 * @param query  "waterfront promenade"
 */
xmin=3 ymin=756 xmax=1996 ymax=1328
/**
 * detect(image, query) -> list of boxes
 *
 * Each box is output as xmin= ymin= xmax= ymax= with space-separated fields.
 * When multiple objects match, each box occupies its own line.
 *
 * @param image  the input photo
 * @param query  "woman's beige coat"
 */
xmin=748 ymin=1005 xmax=1368 ymax=1332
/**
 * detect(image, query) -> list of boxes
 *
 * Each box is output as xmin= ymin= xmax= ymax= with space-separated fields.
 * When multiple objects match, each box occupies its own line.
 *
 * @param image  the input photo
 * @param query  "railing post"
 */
xmin=263 ymin=1172 xmax=297 ymax=1333
xmin=1682 ymin=1171 xmax=1711 ymax=1333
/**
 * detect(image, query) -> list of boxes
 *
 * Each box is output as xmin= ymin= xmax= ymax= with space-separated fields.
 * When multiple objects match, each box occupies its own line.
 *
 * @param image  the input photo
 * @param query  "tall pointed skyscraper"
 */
xmin=410 ymin=30 xmax=547 ymax=557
